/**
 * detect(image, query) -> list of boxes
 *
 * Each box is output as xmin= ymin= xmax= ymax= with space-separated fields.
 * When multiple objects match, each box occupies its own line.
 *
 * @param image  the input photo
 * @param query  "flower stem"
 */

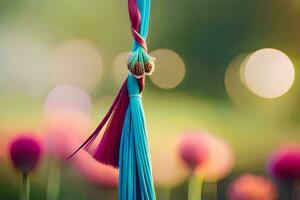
xmin=292 ymin=181 xmax=300 ymax=200
xmin=188 ymin=173 xmax=203 ymax=200
xmin=47 ymin=161 xmax=61 ymax=200
xmin=21 ymin=172 xmax=30 ymax=200
xmin=161 ymin=188 xmax=171 ymax=200
xmin=210 ymin=182 xmax=218 ymax=200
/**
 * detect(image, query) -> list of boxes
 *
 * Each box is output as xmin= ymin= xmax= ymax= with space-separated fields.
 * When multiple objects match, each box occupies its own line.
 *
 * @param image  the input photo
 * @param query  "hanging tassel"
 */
xmin=119 ymin=74 xmax=155 ymax=200
xmin=118 ymin=0 xmax=156 ymax=198
xmin=69 ymin=0 xmax=156 ymax=198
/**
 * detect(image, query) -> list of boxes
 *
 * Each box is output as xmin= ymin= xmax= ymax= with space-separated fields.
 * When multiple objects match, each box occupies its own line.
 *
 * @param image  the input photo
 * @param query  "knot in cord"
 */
xmin=129 ymin=94 xmax=142 ymax=99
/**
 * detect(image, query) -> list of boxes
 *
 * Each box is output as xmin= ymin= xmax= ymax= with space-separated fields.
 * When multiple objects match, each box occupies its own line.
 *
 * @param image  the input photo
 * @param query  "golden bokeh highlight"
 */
xmin=224 ymin=53 xmax=253 ymax=105
xmin=241 ymin=48 xmax=295 ymax=99
xmin=152 ymin=136 xmax=188 ymax=188
xmin=51 ymin=39 xmax=103 ymax=91
xmin=112 ymin=52 xmax=130 ymax=86
xmin=0 ymin=30 xmax=51 ymax=96
xmin=43 ymin=85 xmax=92 ymax=116
xmin=149 ymin=49 xmax=185 ymax=89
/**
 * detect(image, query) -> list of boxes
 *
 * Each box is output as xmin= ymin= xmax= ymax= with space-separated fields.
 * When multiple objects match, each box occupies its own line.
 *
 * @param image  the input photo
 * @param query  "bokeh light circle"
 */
xmin=43 ymin=85 xmax=92 ymax=116
xmin=152 ymin=145 xmax=188 ymax=188
xmin=0 ymin=31 xmax=51 ymax=96
xmin=152 ymin=137 xmax=188 ymax=188
xmin=150 ymin=49 xmax=185 ymax=89
xmin=51 ymin=39 xmax=103 ymax=90
xmin=241 ymin=48 xmax=295 ymax=99
xmin=112 ymin=52 xmax=129 ymax=86
xmin=224 ymin=53 xmax=252 ymax=105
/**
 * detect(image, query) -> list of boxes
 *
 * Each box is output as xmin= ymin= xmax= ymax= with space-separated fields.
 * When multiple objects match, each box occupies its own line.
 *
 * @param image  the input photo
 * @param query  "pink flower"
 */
xmin=178 ymin=133 xmax=209 ymax=170
xmin=44 ymin=111 xmax=118 ymax=187
xmin=195 ymin=133 xmax=234 ymax=182
xmin=45 ymin=111 xmax=91 ymax=161
xmin=227 ymin=174 xmax=277 ymax=200
xmin=71 ymin=146 xmax=118 ymax=188
xmin=268 ymin=144 xmax=300 ymax=181
xmin=178 ymin=131 xmax=234 ymax=182
xmin=9 ymin=134 xmax=42 ymax=173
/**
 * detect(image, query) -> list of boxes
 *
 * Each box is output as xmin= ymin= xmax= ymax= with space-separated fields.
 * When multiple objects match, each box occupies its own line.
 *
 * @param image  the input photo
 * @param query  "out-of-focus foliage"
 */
xmin=1 ymin=0 xmax=300 ymax=199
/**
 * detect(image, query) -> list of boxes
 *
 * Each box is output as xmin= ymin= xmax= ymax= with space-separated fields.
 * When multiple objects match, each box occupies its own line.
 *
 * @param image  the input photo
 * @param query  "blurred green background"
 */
xmin=1 ymin=0 xmax=300 ymax=199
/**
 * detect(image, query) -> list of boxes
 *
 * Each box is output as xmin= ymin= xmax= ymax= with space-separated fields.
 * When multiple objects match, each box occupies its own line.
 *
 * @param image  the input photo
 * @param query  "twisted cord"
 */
xmin=127 ymin=0 xmax=154 ymax=78
xmin=128 ymin=0 xmax=147 ymax=51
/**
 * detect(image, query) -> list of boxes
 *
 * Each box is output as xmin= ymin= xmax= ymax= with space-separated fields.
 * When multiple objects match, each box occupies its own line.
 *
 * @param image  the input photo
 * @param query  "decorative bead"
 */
xmin=144 ymin=62 xmax=154 ymax=74
xmin=131 ymin=62 xmax=144 ymax=77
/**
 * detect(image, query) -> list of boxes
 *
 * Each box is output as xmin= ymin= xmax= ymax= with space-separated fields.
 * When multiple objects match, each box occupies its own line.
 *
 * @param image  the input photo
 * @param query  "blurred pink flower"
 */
xmin=45 ymin=111 xmax=91 ymax=161
xmin=178 ymin=133 xmax=209 ymax=170
xmin=9 ymin=133 xmax=42 ymax=173
xmin=43 ymin=85 xmax=92 ymax=116
xmin=227 ymin=174 xmax=277 ymax=200
xmin=195 ymin=133 xmax=234 ymax=182
xmin=268 ymin=144 xmax=300 ymax=181
xmin=45 ymin=111 xmax=117 ymax=187
xmin=71 ymin=146 xmax=118 ymax=188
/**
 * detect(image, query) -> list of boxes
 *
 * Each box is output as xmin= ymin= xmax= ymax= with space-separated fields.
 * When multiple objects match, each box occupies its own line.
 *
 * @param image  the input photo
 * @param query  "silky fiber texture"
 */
xmin=119 ymin=74 xmax=155 ymax=200
xmin=70 ymin=0 xmax=156 ymax=199
xmin=119 ymin=0 xmax=156 ymax=198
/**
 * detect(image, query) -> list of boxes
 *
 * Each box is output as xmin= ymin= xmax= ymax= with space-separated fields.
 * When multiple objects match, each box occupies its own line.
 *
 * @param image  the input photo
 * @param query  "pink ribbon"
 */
xmin=128 ymin=0 xmax=147 ymax=51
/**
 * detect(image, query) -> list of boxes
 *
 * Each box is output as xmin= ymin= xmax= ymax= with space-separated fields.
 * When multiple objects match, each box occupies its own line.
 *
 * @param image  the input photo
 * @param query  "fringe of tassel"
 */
xmin=69 ymin=78 xmax=144 ymax=168
xmin=68 ymin=81 xmax=128 ymax=167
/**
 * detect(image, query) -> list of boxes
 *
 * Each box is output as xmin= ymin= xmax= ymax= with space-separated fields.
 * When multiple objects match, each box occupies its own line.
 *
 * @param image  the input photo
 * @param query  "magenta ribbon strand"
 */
xmin=128 ymin=0 xmax=147 ymax=51
xmin=69 ymin=0 xmax=146 ymax=168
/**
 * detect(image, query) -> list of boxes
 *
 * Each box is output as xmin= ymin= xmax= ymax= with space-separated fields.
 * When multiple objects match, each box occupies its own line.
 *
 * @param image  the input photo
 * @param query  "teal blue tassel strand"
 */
xmin=119 ymin=74 xmax=156 ymax=200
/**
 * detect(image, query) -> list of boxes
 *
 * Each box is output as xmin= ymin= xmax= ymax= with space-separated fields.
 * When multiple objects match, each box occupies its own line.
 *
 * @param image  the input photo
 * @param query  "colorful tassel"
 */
xmin=119 ymin=74 xmax=155 ymax=200
xmin=69 ymin=0 xmax=156 ymax=199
